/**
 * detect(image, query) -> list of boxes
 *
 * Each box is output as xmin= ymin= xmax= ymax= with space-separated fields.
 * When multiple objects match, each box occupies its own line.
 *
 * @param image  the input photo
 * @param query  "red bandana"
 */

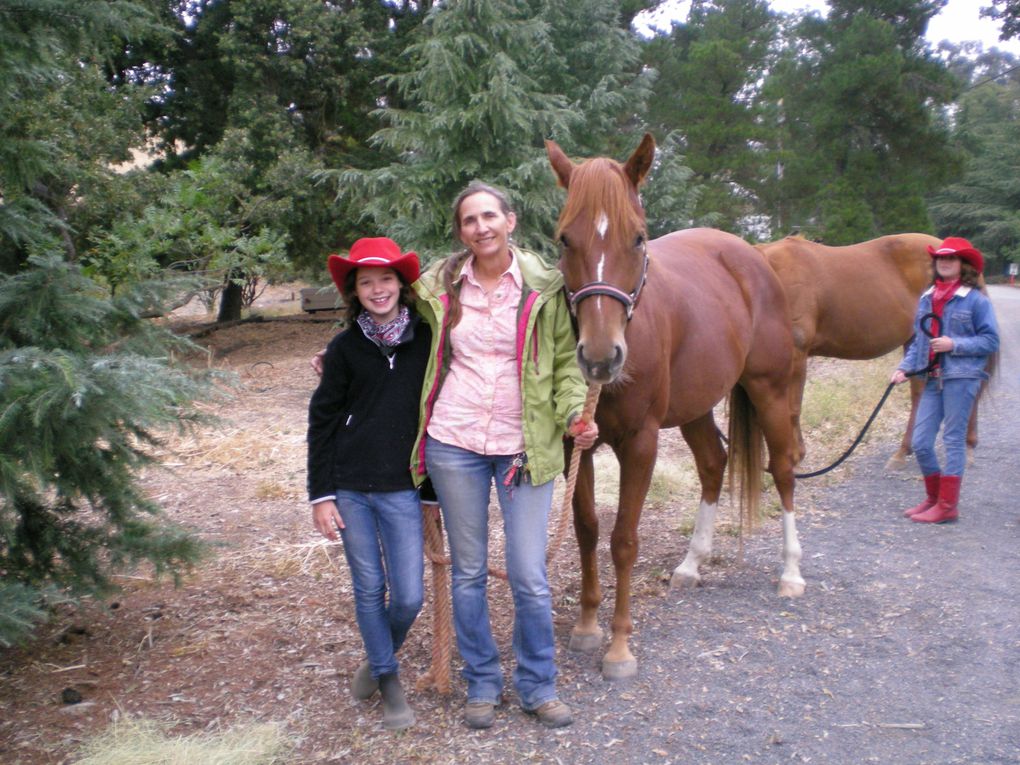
xmin=931 ymin=278 xmax=960 ymax=320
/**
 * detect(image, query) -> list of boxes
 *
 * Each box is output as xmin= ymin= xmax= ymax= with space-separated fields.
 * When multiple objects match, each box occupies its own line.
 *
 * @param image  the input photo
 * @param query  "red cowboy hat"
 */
xmin=327 ymin=237 xmax=420 ymax=291
xmin=926 ymin=236 xmax=984 ymax=274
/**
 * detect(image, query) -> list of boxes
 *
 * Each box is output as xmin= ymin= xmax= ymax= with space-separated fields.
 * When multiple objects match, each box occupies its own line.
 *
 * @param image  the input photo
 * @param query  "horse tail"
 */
xmin=727 ymin=384 xmax=764 ymax=533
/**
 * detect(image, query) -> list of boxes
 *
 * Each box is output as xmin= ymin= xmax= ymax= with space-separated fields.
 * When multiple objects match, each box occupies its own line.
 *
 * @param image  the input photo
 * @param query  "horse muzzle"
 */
xmin=577 ymin=342 xmax=626 ymax=384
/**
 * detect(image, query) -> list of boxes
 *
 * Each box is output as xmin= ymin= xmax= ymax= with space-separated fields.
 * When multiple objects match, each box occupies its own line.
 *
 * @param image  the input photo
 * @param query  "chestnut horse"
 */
xmin=546 ymin=134 xmax=803 ymax=680
xmin=755 ymin=234 xmax=983 ymax=469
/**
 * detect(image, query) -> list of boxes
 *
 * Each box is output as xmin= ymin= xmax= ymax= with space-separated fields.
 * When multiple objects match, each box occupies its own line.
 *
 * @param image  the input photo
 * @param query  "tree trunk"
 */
xmin=217 ymin=278 xmax=243 ymax=322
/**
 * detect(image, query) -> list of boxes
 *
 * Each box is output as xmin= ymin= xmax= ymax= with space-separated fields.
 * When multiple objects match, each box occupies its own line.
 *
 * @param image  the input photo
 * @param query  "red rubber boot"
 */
xmin=912 ymin=474 xmax=960 ymax=524
xmin=903 ymin=473 xmax=940 ymax=518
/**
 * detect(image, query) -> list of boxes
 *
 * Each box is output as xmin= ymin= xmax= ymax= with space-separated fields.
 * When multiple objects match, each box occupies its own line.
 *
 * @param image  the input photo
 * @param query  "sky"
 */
xmin=637 ymin=0 xmax=1020 ymax=55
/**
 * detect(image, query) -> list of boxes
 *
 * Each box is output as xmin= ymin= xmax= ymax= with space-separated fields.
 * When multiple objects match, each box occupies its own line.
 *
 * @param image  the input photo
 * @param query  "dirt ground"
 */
xmin=1 ymin=285 xmax=1017 ymax=765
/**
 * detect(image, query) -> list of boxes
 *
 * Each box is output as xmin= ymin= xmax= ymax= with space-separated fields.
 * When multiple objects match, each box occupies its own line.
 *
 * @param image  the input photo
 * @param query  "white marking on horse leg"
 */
xmin=670 ymin=500 xmax=716 ymax=589
xmin=778 ymin=510 xmax=805 ymax=597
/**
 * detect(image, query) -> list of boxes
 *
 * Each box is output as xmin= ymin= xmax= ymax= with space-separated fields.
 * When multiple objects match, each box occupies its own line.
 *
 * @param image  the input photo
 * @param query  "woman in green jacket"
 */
xmin=411 ymin=181 xmax=598 ymax=730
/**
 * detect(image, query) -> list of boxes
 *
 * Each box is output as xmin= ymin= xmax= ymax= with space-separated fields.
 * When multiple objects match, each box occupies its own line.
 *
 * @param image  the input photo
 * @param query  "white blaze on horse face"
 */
xmin=595 ymin=211 xmax=609 ymax=281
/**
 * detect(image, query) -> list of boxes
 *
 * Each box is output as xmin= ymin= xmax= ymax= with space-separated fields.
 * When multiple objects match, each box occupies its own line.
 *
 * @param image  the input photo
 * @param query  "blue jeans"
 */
xmin=425 ymin=437 xmax=558 ymax=710
xmin=335 ymin=489 xmax=424 ymax=678
xmin=911 ymin=377 xmax=982 ymax=477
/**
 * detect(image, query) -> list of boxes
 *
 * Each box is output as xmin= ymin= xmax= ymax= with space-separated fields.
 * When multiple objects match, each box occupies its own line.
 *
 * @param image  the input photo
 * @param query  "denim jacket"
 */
xmin=898 ymin=285 xmax=999 ymax=380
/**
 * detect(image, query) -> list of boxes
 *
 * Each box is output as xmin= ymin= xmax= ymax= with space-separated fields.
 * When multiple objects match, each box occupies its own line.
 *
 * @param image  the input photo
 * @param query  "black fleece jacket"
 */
xmin=306 ymin=313 xmax=431 ymax=499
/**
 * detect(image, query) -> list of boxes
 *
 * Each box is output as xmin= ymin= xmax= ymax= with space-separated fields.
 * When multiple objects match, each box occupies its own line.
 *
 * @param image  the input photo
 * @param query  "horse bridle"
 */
xmin=565 ymin=249 xmax=650 ymax=321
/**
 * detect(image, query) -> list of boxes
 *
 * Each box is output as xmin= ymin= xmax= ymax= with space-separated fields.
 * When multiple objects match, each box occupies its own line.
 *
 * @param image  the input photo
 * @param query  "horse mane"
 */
xmin=556 ymin=158 xmax=646 ymax=249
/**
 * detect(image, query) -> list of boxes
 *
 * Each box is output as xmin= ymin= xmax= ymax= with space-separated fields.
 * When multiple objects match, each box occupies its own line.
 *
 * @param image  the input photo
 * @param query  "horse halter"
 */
xmin=565 ymin=249 xmax=650 ymax=321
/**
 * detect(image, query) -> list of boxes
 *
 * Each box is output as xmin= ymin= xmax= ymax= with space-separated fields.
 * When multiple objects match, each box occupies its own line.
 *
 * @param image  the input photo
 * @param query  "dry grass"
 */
xmin=72 ymin=720 xmax=290 ymax=765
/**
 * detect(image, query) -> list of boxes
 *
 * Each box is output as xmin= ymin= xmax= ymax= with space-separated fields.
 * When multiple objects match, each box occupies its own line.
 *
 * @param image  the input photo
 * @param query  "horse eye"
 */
xmin=634 ymin=234 xmax=645 ymax=249
xmin=559 ymin=234 xmax=570 ymax=250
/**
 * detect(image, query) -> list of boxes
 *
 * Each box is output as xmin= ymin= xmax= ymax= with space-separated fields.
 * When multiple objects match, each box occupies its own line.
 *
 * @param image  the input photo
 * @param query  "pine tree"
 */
xmin=761 ymin=0 xmax=959 ymax=242
xmin=0 ymin=257 xmax=211 ymax=646
xmin=644 ymin=0 xmax=779 ymax=234
xmin=928 ymin=49 xmax=1020 ymax=271
xmin=329 ymin=0 xmax=654 ymax=262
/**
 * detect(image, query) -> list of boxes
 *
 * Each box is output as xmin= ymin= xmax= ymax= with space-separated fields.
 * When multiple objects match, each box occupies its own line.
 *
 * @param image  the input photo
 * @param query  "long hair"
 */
xmin=443 ymin=181 xmax=515 ymax=330
xmin=341 ymin=268 xmax=415 ymax=325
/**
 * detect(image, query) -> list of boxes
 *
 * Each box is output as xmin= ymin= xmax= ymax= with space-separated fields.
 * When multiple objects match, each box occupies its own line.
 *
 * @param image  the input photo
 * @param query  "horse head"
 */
xmin=546 ymin=133 xmax=655 ymax=384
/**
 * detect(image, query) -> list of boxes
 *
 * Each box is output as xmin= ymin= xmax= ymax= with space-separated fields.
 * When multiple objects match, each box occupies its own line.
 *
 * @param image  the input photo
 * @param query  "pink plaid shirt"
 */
xmin=426 ymin=253 xmax=526 ymax=455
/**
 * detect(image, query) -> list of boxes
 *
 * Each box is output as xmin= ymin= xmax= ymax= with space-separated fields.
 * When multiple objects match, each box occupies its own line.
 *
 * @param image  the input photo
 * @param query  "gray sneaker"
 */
xmin=351 ymin=660 xmax=379 ymax=700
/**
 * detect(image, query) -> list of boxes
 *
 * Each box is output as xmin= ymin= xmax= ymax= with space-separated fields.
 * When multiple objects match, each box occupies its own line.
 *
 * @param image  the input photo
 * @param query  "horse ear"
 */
xmin=545 ymin=139 xmax=574 ymax=189
xmin=624 ymin=133 xmax=656 ymax=188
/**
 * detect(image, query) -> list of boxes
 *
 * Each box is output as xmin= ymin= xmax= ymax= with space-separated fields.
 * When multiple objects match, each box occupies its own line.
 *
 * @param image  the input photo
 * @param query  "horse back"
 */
xmin=757 ymin=233 xmax=939 ymax=359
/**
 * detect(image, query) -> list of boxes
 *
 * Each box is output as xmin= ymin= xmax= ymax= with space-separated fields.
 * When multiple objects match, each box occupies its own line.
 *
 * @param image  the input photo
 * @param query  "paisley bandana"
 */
xmin=358 ymin=305 xmax=411 ymax=348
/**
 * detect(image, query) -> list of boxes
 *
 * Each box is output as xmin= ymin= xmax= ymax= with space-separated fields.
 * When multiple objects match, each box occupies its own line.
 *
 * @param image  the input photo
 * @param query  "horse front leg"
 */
xmin=603 ymin=427 xmax=657 ymax=680
xmin=568 ymin=448 xmax=603 ymax=653
xmin=671 ymin=414 xmax=727 ymax=590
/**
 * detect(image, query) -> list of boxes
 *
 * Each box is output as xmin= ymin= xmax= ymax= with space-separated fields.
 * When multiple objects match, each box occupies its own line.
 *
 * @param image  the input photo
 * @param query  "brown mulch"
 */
xmin=2 ymin=285 xmax=1017 ymax=764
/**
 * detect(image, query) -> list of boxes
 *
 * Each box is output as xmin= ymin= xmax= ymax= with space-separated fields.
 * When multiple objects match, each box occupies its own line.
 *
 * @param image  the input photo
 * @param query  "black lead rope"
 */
xmin=794 ymin=313 xmax=942 ymax=479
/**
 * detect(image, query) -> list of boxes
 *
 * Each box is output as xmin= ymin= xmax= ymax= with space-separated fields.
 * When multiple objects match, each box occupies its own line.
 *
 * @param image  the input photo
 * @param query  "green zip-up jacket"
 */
xmin=410 ymin=247 xmax=588 ymax=486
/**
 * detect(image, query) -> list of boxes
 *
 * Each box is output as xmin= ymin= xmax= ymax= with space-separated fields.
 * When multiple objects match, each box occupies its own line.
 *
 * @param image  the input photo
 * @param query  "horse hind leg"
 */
xmin=965 ymin=383 xmax=982 ymax=466
xmin=741 ymin=375 xmax=805 ymax=598
xmin=670 ymin=414 xmax=726 ymax=591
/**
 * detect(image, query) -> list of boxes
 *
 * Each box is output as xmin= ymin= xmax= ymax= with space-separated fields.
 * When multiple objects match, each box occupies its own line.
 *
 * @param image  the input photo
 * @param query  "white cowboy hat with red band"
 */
xmin=328 ymin=237 xmax=421 ymax=291
xmin=926 ymin=236 xmax=984 ymax=274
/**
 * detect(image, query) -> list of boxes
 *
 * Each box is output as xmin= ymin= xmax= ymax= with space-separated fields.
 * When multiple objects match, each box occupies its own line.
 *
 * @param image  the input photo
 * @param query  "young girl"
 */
xmin=307 ymin=237 xmax=431 ymax=730
xmin=890 ymin=237 xmax=999 ymax=524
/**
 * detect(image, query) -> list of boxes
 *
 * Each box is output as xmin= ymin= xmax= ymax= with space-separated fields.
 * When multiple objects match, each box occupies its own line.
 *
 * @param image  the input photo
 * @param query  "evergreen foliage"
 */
xmin=762 ymin=0 xmax=959 ymax=242
xmin=0 ymin=256 xmax=212 ymax=646
xmin=644 ymin=0 xmax=778 ymax=234
xmin=0 ymin=0 xmax=159 ymax=272
xmin=929 ymin=49 xmax=1020 ymax=272
xmin=329 ymin=0 xmax=656 ymax=262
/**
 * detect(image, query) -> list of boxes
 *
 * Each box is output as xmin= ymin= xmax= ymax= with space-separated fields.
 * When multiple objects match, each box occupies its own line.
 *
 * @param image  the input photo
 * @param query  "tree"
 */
xmin=0 ymin=0 xmax=157 ymax=272
xmin=928 ymin=48 xmax=1020 ymax=272
xmin=982 ymin=0 xmax=1020 ymax=41
xmin=643 ymin=0 xmax=779 ymax=233
xmin=329 ymin=0 xmax=659 ymax=262
xmin=761 ymin=0 xmax=960 ymax=242
xmin=0 ymin=257 xmax=212 ymax=646
xmin=0 ymin=1 xmax=213 ymax=646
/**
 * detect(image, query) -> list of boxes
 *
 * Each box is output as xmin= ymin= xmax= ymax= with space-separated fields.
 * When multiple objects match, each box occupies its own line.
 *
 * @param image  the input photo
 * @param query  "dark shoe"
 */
xmin=351 ymin=660 xmax=379 ymax=700
xmin=378 ymin=673 xmax=415 ymax=731
xmin=526 ymin=699 xmax=573 ymax=729
xmin=464 ymin=700 xmax=496 ymax=729
xmin=903 ymin=473 xmax=940 ymax=518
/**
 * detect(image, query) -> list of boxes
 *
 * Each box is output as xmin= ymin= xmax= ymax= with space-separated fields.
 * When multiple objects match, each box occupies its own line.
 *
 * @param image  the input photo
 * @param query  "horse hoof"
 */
xmin=885 ymin=452 xmax=907 ymax=471
xmin=778 ymin=576 xmax=805 ymax=598
xmin=669 ymin=570 xmax=701 ymax=591
xmin=568 ymin=628 xmax=603 ymax=653
xmin=602 ymin=657 xmax=638 ymax=681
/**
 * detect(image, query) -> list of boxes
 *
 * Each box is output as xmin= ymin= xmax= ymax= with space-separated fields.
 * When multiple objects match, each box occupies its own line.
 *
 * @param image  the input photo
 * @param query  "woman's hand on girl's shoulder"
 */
xmin=310 ymin=348 xmax=327 ymax=377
